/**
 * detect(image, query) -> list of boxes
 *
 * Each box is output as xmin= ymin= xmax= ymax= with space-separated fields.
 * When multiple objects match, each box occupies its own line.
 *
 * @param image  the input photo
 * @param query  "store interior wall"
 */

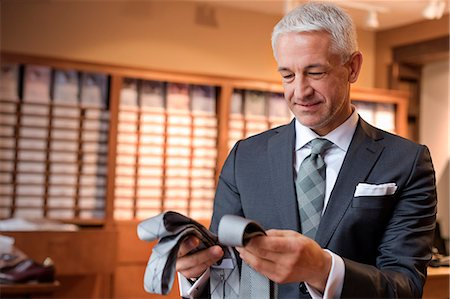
xmin=420 ymin=60 xmax=450 ymax=239
xmin=0 ymin=0 xmax=375 ymax=88
xmin=374 ymin=16 xmax=449 ymax=241
xmin=375 ymin=15 xmax=449 ymax=90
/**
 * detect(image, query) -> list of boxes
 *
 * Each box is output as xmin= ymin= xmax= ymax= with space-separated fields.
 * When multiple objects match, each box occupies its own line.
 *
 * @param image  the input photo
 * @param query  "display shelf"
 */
xmin=113 ymin=79 xmax=218 ymax=220
xmin=0 ymin=52 xmax=409 ymax=225
xmin=0 ymin=57 xmax=110 ymax=224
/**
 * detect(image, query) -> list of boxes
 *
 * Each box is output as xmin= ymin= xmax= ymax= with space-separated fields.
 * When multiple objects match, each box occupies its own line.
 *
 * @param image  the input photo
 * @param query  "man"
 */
xmin=177 ymin=2 xmax=437 ymax=298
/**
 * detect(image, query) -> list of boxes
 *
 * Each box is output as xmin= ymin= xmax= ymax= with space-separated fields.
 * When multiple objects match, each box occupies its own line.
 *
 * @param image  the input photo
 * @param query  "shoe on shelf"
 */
xmin=0 ymin=247 xmax=28 ymax=271
xmin=0 ymin=257 xmax=55 ymax=284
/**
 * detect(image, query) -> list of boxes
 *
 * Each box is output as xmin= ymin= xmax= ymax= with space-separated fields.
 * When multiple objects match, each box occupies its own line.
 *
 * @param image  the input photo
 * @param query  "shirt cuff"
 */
xmin=178 ymin=269 xmax=210 ymax=299
xmin=306 ymin=249 xmax=345 ymax=299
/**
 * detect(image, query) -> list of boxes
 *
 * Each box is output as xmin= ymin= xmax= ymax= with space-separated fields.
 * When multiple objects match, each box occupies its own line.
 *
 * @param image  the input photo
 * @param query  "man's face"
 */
xmin=275 ymin=31 xmax=359 ymax=136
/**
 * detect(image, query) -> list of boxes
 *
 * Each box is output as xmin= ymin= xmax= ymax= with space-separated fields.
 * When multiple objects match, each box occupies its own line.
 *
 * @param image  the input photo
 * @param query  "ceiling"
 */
xmin=207 ymin=0 xmax=449 ymax=31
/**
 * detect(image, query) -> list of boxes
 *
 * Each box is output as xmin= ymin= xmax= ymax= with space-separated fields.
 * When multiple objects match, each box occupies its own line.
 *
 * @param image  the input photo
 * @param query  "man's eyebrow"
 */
xmin=277 ymin=64 xmax=328 ymax=72
xmin=277 ymin=67 xmax=290 ymax=72
xmin=305 ymin=63 xmax=328 ymax=69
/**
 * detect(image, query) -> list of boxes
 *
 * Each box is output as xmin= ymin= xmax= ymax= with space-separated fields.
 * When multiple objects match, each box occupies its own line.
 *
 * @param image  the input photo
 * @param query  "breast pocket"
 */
xmin=352 ymin=194 xmax=396 ymax=209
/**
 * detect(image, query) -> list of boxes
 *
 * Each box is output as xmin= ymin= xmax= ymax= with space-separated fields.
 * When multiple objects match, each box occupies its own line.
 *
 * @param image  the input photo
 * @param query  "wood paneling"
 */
xmin=423 ymin=267 xmax=450 ymax=299
xmin=2 ymin=230 xmax=117 ymax=298
xmin=2 ymin=230 xmax=116 ymax=275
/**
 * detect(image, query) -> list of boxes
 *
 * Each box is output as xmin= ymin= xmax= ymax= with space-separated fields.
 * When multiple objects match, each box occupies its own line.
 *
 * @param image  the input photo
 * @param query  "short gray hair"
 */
xmin=272 ymin=2 xmax=358 ymax=63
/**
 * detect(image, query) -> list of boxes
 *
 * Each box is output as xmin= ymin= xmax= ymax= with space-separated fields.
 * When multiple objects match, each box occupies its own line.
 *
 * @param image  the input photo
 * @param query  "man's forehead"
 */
xmin=277 ymin=30 xmax=331 ymax=43
xmin=275 ymin=31 xmax=332 ymax=56
xmin=275 ymin=32 xmax=339 ymax=67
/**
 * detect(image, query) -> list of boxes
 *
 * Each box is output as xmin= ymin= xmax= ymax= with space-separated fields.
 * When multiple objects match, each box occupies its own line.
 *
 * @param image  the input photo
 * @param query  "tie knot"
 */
xmin=310 ymin=138 xmax=333 ymax=155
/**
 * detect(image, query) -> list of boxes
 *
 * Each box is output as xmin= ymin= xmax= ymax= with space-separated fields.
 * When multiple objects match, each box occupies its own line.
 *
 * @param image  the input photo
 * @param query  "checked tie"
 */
xmin=295 ymin=138 xmax=333 ymax=240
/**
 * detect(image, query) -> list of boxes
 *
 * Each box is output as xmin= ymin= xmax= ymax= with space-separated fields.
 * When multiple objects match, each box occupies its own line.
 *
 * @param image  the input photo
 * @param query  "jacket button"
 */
xmin=299 ymin=282 xmax=309 ymax=294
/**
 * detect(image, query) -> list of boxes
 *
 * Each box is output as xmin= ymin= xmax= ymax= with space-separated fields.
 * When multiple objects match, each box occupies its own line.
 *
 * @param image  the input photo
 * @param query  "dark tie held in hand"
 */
xmin=137 ymin=212 xmax=274 ymax=299
xmin=295 ymin=138 xmax=333 ymax=240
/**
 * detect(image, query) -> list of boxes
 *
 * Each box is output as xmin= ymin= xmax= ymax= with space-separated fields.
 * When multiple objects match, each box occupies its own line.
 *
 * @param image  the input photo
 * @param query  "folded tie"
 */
xmin=219 ymin=215 xmax=277 ymax=299
xmin=137 ymin=212 xmax=275 ymax=298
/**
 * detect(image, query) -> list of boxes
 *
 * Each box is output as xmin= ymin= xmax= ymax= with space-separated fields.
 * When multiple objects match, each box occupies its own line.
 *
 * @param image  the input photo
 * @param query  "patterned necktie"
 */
xmin=295 ymin=138 xmax=333 ymax=240
xmin=137 ymin=212 xmax=273 ymax=299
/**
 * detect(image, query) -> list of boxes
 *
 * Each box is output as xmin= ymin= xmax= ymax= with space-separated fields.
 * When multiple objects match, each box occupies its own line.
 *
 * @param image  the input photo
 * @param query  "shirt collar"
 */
xmin=295 ymin=106 xmax=359 ymax=152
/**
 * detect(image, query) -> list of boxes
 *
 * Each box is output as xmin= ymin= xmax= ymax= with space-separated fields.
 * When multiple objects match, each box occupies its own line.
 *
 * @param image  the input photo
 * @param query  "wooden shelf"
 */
xmin=0 ymin=281 xmax=61 ymax=297
xmin=423 ymin=267 xmax=450 ymax=299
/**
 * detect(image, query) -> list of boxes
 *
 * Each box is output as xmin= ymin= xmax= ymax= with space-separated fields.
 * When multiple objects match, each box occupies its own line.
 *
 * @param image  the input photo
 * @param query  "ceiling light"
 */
xmin=423 ymin=0 xmax=447 ymax=20
xmin=435 ymin=0 xmax=447 ymax=18
xmin=366 ymin=10 xmax=379 ymax=29
xmin=423 ymin=0 xmax=438 ymax=19
xmin=335 ymin=1 xmax=387 ymax=29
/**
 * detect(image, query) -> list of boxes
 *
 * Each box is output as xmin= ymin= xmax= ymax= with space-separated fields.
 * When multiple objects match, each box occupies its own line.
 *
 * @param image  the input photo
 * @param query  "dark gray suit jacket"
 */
xmin=210 ymin=118 xmax=437 ymax=298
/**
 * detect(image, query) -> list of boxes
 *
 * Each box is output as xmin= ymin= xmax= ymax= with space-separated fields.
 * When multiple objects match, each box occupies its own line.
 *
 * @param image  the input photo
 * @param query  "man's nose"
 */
xmin=293 ymin=76 xmax=313 ymax=99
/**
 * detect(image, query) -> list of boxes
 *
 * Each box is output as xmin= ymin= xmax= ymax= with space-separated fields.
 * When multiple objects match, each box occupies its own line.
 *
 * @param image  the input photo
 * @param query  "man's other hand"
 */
xmin=176 ymin=236 xmax=224 ymax=279
xmin=236 ymin=229 xmax=332 ymax=293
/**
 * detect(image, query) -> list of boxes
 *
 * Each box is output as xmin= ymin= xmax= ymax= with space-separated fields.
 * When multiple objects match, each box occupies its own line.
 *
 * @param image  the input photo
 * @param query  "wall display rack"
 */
xmin=0 ymin=52 xmax=408 ymax=226
xmin=0 ymin=62 xmax=109 ymax=225
xmin=114 ymin=79 xmax=218 ymax=220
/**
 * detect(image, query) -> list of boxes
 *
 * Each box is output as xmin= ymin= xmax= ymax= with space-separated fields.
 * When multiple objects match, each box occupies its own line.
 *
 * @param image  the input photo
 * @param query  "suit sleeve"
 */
xmin=341 ymin=145 xmax=437 ymax=298
xmin=175 ymin=143 xmax=244 ymax=299
xmin=210 ymin=141 xmax=244 ymax=233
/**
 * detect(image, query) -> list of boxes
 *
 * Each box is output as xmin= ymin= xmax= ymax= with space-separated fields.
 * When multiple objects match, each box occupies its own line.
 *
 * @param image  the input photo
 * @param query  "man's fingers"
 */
xmin=176 ymin=245 xmax=224 ymax=278
xmin=236 ymin=247 xmax=280 ymax=281
xmin=176 ymin=235 xmax=224 ymax=279
xmin=237 ymin=231 xmax=330 ymax=285
xmin=245 ymin=235 xmax=288 ymax=254
xmin=177 ymin=236 xmax=200 ymax=257
xmin=246 ymin=230 xmax=309 ymax=254
xmin=266 ymin=229 xmax=298 ymax=237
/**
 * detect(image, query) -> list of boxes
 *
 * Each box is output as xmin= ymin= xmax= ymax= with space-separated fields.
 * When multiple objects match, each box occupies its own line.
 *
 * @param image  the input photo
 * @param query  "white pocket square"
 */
xmin=354 ymin=182 xmax=398 ymax=197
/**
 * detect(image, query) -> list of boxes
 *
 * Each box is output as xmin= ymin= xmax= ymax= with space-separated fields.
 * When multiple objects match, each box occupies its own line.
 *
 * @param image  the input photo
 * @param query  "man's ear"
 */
xmin=347 ymin=51 xmax=363 ymax=83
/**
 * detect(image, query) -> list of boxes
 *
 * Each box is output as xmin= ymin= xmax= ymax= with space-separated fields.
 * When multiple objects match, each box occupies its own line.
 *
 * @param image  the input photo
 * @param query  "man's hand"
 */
xmin=236 ymin=229 xmax=332 ymax=293
xmin=176 ymin=236 xmax=224 ymax=279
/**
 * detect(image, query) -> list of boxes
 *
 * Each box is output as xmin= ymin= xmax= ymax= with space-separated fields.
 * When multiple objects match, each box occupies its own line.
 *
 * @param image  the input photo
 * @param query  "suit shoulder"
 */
xmin=363 ymin=120 xmax=425 ymax=150
xmin=239 ymin=123 xmax=290 ymax=146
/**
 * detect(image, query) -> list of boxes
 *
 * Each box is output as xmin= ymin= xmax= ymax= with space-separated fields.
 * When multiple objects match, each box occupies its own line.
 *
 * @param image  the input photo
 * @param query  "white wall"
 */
xmin=420 ymin=59 xmax=450 ymax=239
xmin=0 ymin=0 xmax=375 ymax=88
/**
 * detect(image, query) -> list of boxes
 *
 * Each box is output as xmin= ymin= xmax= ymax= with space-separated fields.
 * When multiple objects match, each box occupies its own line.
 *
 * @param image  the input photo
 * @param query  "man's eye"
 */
xmin=308 ymin=72 xmax=326 ymax=78
xmin=281 ymin=73 xmax=294 ymax=80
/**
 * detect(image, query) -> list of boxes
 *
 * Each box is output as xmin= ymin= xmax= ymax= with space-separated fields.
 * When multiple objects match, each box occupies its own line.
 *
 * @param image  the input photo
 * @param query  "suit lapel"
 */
xmin=315 ymin=120 xmax=385 ymax=247
xmin=267 ymin=120 xmax=300 ymax=231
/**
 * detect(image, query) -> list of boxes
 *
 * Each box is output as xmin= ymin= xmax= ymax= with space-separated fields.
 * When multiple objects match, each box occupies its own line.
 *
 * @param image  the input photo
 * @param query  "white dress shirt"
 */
xmin=295 ymin=108 xmax=359 ymax=299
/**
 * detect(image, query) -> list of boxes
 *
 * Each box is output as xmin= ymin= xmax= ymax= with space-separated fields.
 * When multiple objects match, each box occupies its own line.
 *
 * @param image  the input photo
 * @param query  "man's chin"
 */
xmin=296 ymin=116 xmax=332 ymax=134
xmin=296 ymin=116 xmax=323 ymax=129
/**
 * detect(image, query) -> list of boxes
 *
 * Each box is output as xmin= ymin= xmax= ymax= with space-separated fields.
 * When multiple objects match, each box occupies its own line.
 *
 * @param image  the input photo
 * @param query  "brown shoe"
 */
xmin=0 ymin=248 xmax=28 ymax=271
xmin=0 ymin=258 xmax=55 ymax=284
